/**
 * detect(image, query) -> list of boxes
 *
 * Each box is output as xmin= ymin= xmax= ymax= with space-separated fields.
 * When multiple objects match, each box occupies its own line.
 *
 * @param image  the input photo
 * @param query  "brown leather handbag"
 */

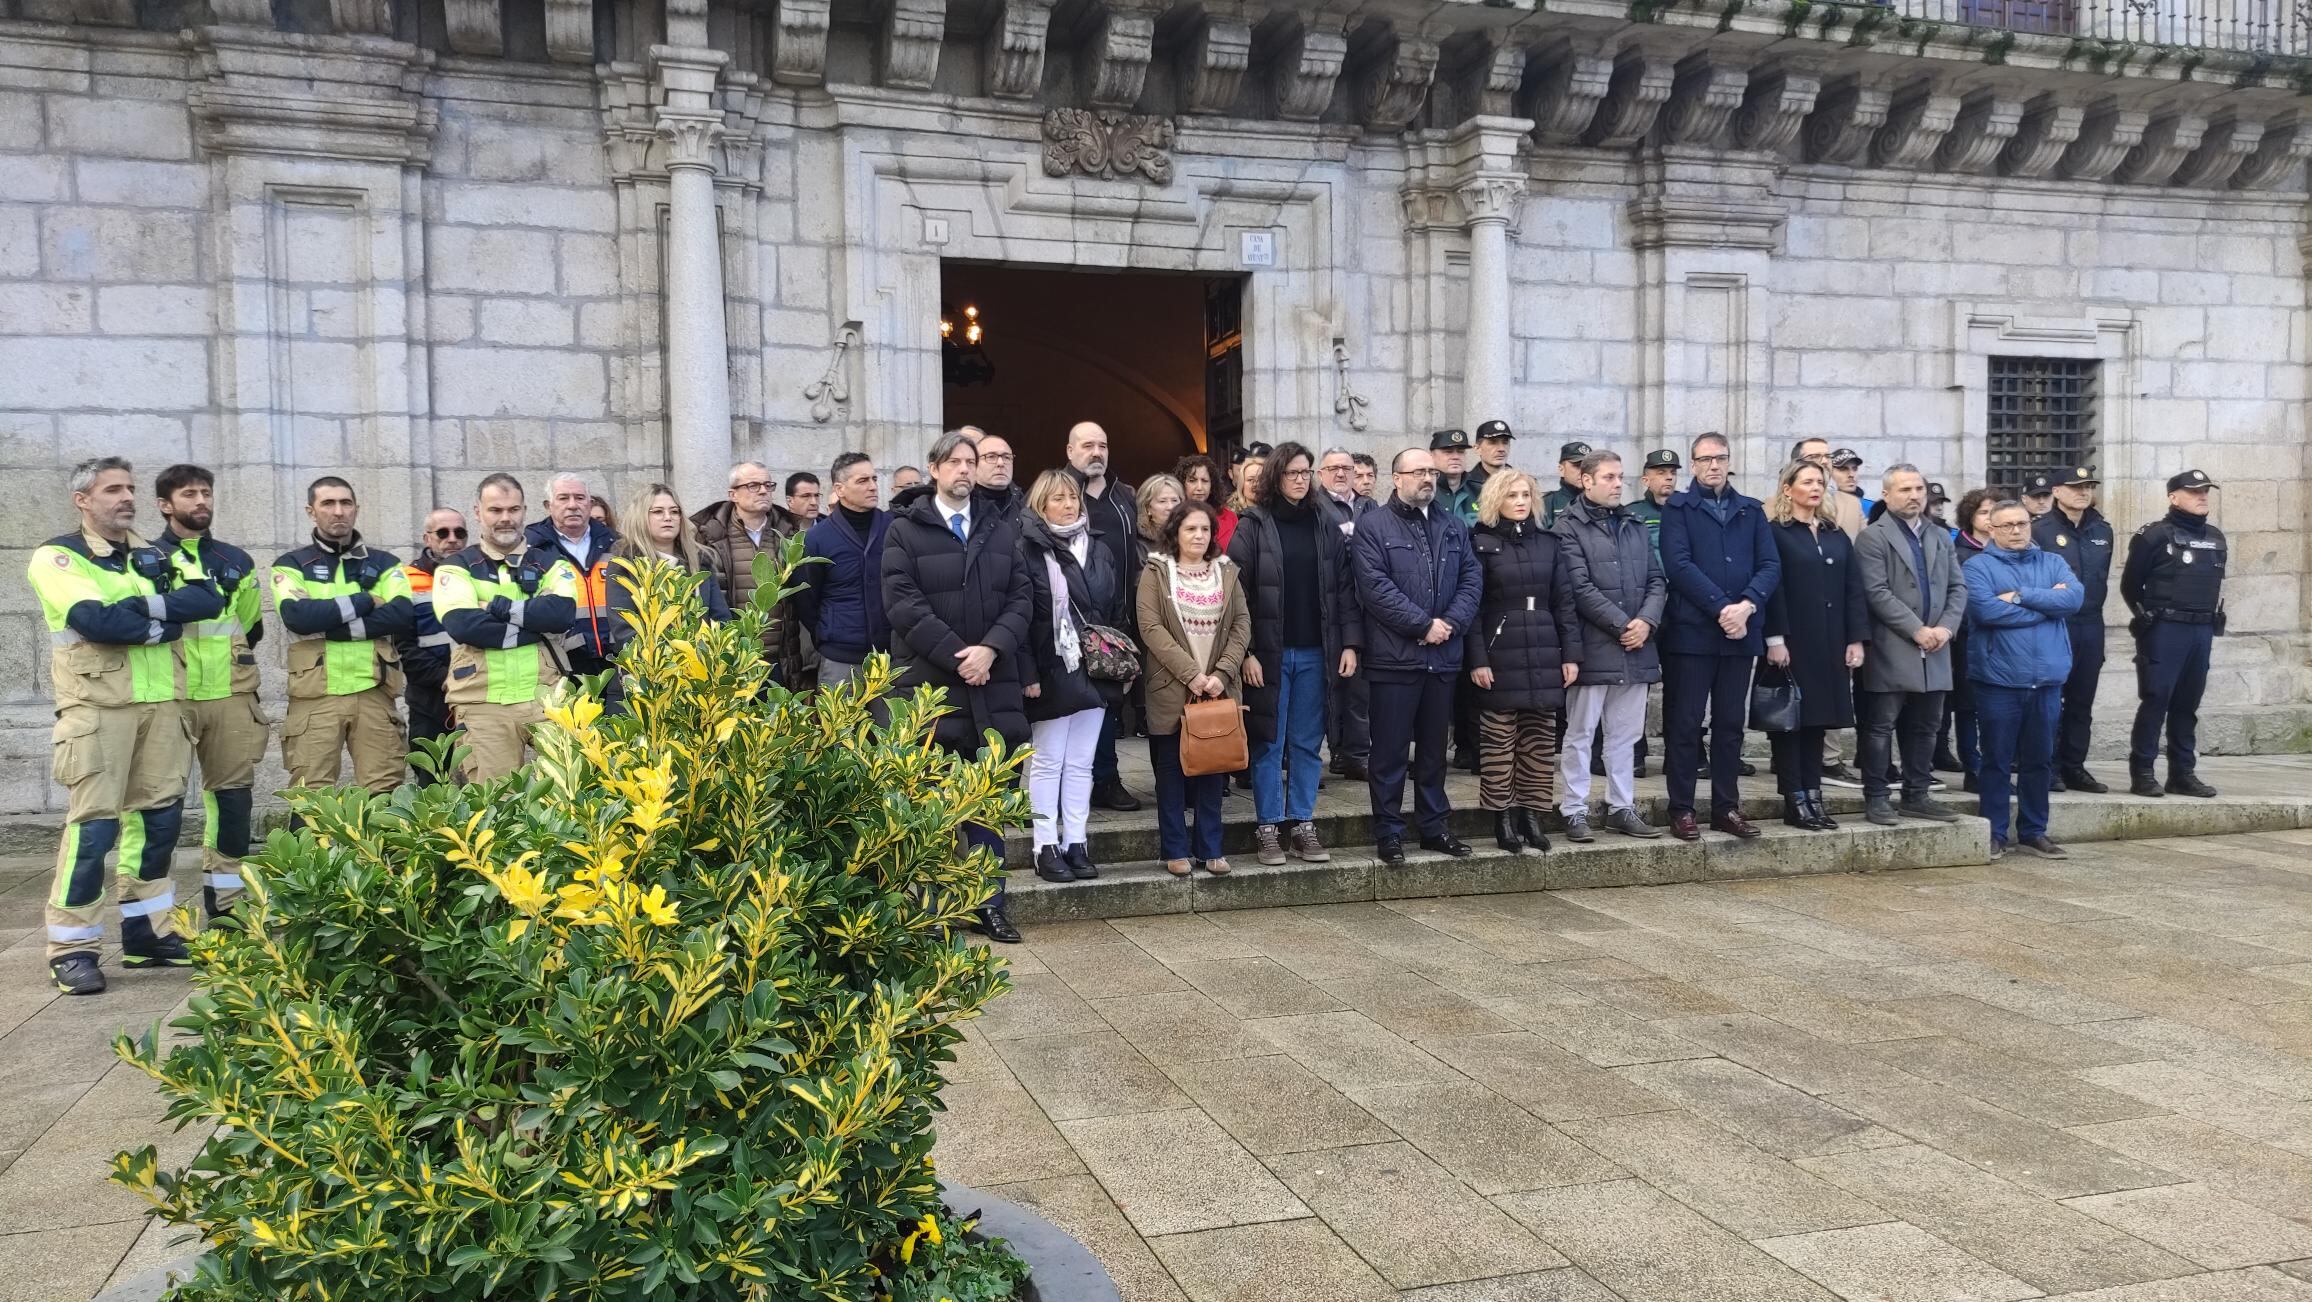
xmin=1179 ymin=696 xmax=1248 ymax=777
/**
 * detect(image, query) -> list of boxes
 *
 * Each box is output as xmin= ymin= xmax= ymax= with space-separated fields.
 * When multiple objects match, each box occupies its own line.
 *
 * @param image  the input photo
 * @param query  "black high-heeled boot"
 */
xmin=1782 ymin=793 xmax=1810 ymax=829
xmin=1516 ymin=807 xmax=1552 ymax=853
xmin=1494 ymin=810 xmax=1525 ymax=853
xmin=1807 ymin=789 xmax=1840 ymax=831
xmin=1034 ymin=845 xmax=1074 ymax=883
xmin=1063 ymin=843 xmax=1100 ymax=880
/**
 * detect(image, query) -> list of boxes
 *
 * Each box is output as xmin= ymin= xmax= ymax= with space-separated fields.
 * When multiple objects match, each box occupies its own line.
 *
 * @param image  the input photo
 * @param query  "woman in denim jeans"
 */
xmin=1137 ymin=499 xmax=1250 ymax=876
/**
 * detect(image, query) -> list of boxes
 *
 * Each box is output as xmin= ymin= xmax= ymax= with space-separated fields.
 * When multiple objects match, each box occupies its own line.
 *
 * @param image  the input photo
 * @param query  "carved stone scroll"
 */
xmin=1267 ymin=14 xmax=1349 ymax=122
xmin=1732 ymin=62 xmax=1820 ymax=155
xmin=1584 ymin=47 xmax=1673 ymax=150
xmin=2232 ymin=112 xmax=2312 ymax=190
xmin=880 ymin=0 xmax=946 ymax=90
xmin=1935 ymin=90 xmax=2024 ymax=174
xmin=329 ymin=0 xmax=393 ymax=35
xmin=985 ymin=0 xmax=1056 ymax=99
xmin=1178 ymin=11 xmax=1254 ymax=114
xmin=1870 ymin=80 xmax=1960 ymax=170
xmin=1528 ymin=38 xmax=1613 ymax=146
xmin=1999 ymin=93 xmax=2082 ymax=178
xmin=1354 ymin=23 xmax=1441 ymax=131
xmin=1805 ymin=75 xmax=1891 ymax=165
xmin=1655 ymin=50 xmax=1749 ymax=149
xmin=2113 ymin=111 xmax=2209 ymax=185
xmin=2060 ymin=98 xmax=2148 ymax=181
xmin=1078 ymin=3 xmax=1157 ymax=110
xmin=2171 ymin=115 xmax=2265 ymax=188
xmin=1043 ymin=108 xmax=1175 ymax=183
xmin=444 ymin=0 xmax=504 ymax=56
xmin=771 ymin=0 xmax=832 ymax=86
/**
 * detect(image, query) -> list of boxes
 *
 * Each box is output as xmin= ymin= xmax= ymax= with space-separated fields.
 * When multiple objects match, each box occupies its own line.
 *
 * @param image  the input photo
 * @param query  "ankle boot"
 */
xmin=1809 ymin=789 xmax=1840 ymax=831
xmin=1494 ymin=810 xmax=1525 ymax=853
xmin=1034 ymin=845 xmax=1074 ymax=883
xmin=1063 ymin=843 xmax=1100 ymax=880
xmin=1782 ymin=793 xmax=1810 ymax=829
xmin=1516 ymin=807 xmax=1552 ymax=853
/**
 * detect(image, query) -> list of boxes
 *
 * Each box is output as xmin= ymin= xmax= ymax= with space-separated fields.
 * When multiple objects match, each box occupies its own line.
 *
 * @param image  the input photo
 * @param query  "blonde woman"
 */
xmin=1467 ymin=469 xmax=1575 ymax=852
xmin=1227 ymin=456 xmax=1266 ymax=516
xmin=1016 ymin=470 xmax=1128 ymax=883
xmin=1759 ymin=460 xmax=1867 ymax=831
xmin=606 ymin=483 xmax=733 ymax=632
xmin=1137 ymin=474 xmax=1185 ymax=554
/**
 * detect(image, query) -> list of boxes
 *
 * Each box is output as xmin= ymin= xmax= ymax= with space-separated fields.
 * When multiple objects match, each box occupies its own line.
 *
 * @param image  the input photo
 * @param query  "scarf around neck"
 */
xmin=1036 ymin=515 xmax=1091 ymax=673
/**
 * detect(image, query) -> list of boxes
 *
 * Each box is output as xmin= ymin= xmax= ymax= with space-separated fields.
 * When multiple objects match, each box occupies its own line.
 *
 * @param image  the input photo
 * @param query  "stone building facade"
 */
xmin=1 ymin=0 xmax=2308 ymax=813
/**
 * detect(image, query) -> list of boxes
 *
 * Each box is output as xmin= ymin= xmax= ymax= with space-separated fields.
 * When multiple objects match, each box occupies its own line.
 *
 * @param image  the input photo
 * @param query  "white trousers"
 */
xmin=1029 ymin=706 xmax=1105 ymax=849
xmin=1561 ymin=683 xmax=1649 ymax=816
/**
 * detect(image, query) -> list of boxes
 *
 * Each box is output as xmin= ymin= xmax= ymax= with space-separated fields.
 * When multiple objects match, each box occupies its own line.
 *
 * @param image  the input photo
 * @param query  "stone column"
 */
xmin=1446 ymin=117 xmax=1530 ymax=436
xmin=653 ymin=48 xmax=732 ymax=510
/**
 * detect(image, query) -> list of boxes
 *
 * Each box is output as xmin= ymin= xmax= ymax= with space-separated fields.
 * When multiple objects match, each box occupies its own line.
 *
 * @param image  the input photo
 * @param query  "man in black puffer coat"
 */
xmin=881 ymin=432 xmax=1034 ymax=944
xmin=1554 ymin=451 xmax=1667 ymax=843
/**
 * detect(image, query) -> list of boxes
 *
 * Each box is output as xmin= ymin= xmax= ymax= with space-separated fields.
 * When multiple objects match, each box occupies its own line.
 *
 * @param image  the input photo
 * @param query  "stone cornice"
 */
xmin=1999 ymin=92 xmax=2082 ymax=179
xmin=187 ymin=26 xmax=435 ymax=165
xmin=1262 ymin=10 xmax=1350 ymax=122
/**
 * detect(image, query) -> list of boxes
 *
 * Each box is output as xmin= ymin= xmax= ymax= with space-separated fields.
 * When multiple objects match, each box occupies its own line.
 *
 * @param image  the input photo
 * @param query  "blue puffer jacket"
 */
xmin=794 ymin=508 xmax=892 ymax=664
xmin=1352 ymin=495 xmax=1482 ymax=675
xmin=1658 ymin=480 xmax=1782 ymax=657
xmin=1963 ymin=543 xmax=2082 ymax=688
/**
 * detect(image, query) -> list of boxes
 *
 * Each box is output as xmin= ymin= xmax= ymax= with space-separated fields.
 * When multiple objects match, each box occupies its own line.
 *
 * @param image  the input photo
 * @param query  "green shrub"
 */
xmin=113 ymin=553 xmax=1029 ymax=1300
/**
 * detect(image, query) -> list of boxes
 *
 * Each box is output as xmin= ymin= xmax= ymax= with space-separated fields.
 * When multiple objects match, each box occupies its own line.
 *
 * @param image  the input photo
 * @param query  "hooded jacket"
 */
xmin=1465 ymin=517 xmax=1575 ymax=711
xmin=1352 ymin=494 xmax=1482 ymax=675
xmin=880 ymin=484 xmax=1035 ymax=752
xmin=1553 ymin=494 xmax=1666 ymax=687
xmin=1963 ymin=542 xmax=2082 ymax=689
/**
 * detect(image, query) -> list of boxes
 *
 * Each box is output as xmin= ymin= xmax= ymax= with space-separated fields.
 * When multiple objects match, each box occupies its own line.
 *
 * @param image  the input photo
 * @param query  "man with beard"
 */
xmin=1353 ymin=446 xmax=1482 ymax=865
xmin=435 ymin=474 xmax=581 ymax=781
xmin=152 ymin=465 xmax=266 ymax=921
xmin=30 ymin=457 xmax=225 ymax=993
xmin=272 ymin=476 xmax=417 ymax=803
xmin=1063 ymin=421 xmax=1144 ymax=811
xmin=399 ymin=507 xmax=468 ymax=782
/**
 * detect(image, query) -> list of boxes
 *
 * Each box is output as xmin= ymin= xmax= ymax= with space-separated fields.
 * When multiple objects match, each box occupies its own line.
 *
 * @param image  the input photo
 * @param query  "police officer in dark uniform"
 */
xmin=2031 ymin=466 xmax=2115 ymax=793
xmin=2021 ymin=472 xmax=2056 ymax=519
xmin=1538 ymin=440 xmax=1592 ymax=530
xmin=2120 ymin=469 xmax=2225 ymax=798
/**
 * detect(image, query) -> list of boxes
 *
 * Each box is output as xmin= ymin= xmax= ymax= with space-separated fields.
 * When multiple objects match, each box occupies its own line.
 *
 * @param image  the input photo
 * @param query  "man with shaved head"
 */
xmin=1064 ymin=420 xmax=1144 ymax=811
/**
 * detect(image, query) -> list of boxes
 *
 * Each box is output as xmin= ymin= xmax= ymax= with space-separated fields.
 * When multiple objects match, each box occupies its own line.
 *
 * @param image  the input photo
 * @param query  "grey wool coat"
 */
xmin=1854 ymin=511 xmax=1968 ymax=694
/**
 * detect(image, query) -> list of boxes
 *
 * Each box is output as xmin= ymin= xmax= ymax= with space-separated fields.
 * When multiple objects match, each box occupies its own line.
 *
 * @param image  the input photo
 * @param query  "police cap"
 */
xmin=1830 ymin=447 xmax=1863 ymax=469
xmin=1430 ymin=428 xmax=1472 ymax=452
xmin=2022 ymin=473 xmax=2055 ymax=497
xmin=2166 ymin=469 xmax=2218 ymax=492
xmin=1643 ymin=449 xmax=1682 ymax=471
xmin=2059 ymin=465 xmax=2101 ymax=487
xmin=1557 ymin=441 xmax=1592 ymax=463
xmin=1475 ymin=419 xmax=1515 ymax=442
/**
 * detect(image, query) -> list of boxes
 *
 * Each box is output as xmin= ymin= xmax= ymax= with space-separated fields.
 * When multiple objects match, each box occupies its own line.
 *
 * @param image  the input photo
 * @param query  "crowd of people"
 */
xmin=28 ymin=430 xmax=2229 ymax=985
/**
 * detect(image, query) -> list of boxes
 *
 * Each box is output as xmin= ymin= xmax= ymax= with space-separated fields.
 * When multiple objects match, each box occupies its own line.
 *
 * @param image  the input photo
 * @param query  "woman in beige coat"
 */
xmin=1137 ymin=498 xmax=1252 ymax=877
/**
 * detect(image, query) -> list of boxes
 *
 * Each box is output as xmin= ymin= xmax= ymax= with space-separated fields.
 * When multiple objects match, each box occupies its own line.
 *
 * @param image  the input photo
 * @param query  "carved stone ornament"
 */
xmin=1443 ymin=32 xmax=1526 ymax=125
xmin=658 ymin=112 xmax=724 ymax=170
xmin=1179 ymin=13 xmax=1254 ymax=115
xmin=1455 ymin=174 xmax=1525 ymax=227
xmin=771 ymin=0 xmax=832 ymax=87
xmin=1999 ymin=94 xmax=2083 ymax=178
xmin=189 ymin=28 xmax=436 ymax=165
xmin=880 ymin=0 xmax=946 ymax=90
xmin=1333 ymin=339 xmax=1371 ymax=431
xmin=445 ymin=0 xmax=504 ymax=57
xmin=2171 ymin=115 xmax=2265 ymax=188
xmin=1356 ymin=25 xmax=1442 ymax=131
xmin=329 ymin=0 xmax=393 ymax=35
xmin=1655 ymin=52 xmax=1750 ymax=149
xmin=803 ymin=324 xmax=860 ymax=424
xmin=1805 ymin=75 xmax=1891 ymax=165
xmin=2113 ymin=111 xmax=2209 ymax=185
xmin=1079 ymin=4 xmax=1158 ymax=110
xmin=1042 ymin=108 xmax=1176 ymax=184
xmin=1268 ymin=15 xmax=1349 ymax=122
xmin=542 ymin=0 xmax=592 ymax=62
xmin=664 ymin=0 xmax=708 ymax=49
xmin=1585 ymin=48 xmax=1673 ymax=150
xmin=2060 ymin=98 xmax=2149 ymax=182
xmin=1870 ymin=80 xmax=1960 ymax=170
xmin=1935 ymin=91 xmax=2025 ymax=174
xmin=1733 ymin=63 xmax=1820 ymax=155
xmin=1527 ymin=39 xmax=1614 ymax=147
xmin=985 ymin=0 xmax=1056 ymax=99
xmin=2232 ymin=113 xmax=2312 ymax=190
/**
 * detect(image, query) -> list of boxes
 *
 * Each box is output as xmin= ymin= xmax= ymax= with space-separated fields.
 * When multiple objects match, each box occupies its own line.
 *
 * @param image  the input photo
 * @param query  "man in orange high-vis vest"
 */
xmin=524 ymin=474 xmax=618 ymax=691
xmin=397 ymin=508 xmax=467 ymax=783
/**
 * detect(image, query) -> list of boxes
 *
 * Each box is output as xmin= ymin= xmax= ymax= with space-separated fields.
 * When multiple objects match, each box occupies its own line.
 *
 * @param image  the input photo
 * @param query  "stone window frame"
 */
xmin=1949 ymin=302 xmax=2140 ymax=517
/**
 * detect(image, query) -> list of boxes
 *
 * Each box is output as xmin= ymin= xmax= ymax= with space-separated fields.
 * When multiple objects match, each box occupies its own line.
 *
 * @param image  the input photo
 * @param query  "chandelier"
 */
xmin=941 ymin=302 xmax=995 ymax=387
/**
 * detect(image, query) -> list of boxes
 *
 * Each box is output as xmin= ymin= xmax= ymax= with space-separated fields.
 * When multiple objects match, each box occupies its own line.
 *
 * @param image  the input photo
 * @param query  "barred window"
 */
xmin=1986 ymin=357 xmax=2098 ymax=492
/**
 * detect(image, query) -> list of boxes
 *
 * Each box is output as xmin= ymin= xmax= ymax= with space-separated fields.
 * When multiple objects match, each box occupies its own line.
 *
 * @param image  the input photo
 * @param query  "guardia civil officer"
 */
xmin=154 ymin=464 xmax=265 ymax=919
xmin=28 ymin=457 xmax=227 ymax=994
xmin=2120 ymin=469 xmax=2226 ymax=799
xmin=435 ymin=474 xmax=582 ymax=781
xmin=2030 ymin=466 xmax=2115 ymax=793
xmin=272 ymin=477 xmax=417 ymax=795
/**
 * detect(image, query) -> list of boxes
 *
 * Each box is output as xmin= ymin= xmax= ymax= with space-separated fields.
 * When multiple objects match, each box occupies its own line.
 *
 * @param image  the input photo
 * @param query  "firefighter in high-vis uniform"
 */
xmin=434 ymin=473 xmax=581 ymax=781
xmin=271 ymin=476 xmax=417 ymax=795
xmin=29 ymin=457 xmax=227 ymax=995
xmin=154 ymin=464 xmax=267 ymax=920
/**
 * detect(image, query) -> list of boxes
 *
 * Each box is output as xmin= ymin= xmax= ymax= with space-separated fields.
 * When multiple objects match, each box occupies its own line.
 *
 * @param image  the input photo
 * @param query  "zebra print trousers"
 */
xmin=1477 ymin=708 xmax=1558 ymax=812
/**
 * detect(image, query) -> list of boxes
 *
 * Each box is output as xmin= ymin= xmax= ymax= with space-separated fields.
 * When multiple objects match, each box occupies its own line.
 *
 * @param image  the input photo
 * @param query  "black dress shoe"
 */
xmin=1063 ymin=843 xmax=1100 ymax=880
xmin=1377 ymin=836 xmax=1406 ymax=866
xmin=1341 ymin=760 xmax=1369 ymax=781
xmin=2062 ymin=767 xmax=2109 ymax=794
xmin=1933 ymin=748 xmax=1964 ymax=774
xmin=970 ymin=905 xmax=1023 ymax=944
xmin=1781 ymin=795 xmax=1811 ymax=830
xmin=2166 ymin=771 xmax=2218 ymax=798
xmin=1962 ymin=772 xmax=1981 ymax=794
xmin=1092 ymin=782 xmax=1143 ymax=812
xmin=2130 ymin=772 xmax=2165 ymax=798
xmin=2050 ymin=774 xmax=2067 ymax=793
xmin=1034 ymin=846 xmax=1074 ymax=884
xmin=1494 ymin=811 xmax=1525 ymax=853
xmin=1739 ymin=760 xmax=1758 ymax=778
xmin=1453 ymin=750 xmax=1478 ymax=773
xmin=1420 ymin=833 xmax=1474 ymax=858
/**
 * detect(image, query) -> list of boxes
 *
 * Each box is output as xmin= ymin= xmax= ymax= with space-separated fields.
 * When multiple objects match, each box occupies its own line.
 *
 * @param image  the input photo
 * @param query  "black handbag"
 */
xmin=1749 ymin=664 xmax=1803 ymax=733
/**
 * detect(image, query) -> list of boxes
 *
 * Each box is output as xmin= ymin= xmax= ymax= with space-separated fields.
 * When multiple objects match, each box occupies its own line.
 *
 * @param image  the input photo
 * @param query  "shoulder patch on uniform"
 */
xmin=50 ymin=551 xmax=71 ymax=569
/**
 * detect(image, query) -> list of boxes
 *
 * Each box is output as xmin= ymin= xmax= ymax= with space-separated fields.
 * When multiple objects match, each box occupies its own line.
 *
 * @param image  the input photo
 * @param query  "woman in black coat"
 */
xmin=1466 ymin=470 xmax=1576 ymax=852
xmin=1759 ymin=460 xmax=1869 ymax=831
xmin=1944 ymin=488 xmax=1996 ymax=792
xmin=1015 ymin=470 xmax=1129 ymax=884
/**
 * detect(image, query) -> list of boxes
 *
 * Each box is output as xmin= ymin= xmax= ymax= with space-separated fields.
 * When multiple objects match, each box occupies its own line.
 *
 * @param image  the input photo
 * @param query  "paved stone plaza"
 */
xmin=12 ymin=825 xmax=2312 ymax=1297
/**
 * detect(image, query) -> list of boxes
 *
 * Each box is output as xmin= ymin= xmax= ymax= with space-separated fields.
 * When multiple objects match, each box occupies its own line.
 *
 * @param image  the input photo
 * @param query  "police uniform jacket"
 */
xmin=2032 ymin=507 xmax=2115 ymax=627
xmin=2121 ymin=510 xmax=2227 ymax=626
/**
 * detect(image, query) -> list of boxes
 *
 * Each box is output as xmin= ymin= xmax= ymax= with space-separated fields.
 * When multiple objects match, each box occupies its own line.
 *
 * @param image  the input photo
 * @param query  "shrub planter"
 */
xmin=942 ymin=1180 xmax=1120 ymax=1302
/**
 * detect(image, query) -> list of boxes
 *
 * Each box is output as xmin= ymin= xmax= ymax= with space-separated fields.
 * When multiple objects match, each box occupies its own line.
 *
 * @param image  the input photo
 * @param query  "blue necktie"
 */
xmin=950 ymin=513 xmax=967 ymax=541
